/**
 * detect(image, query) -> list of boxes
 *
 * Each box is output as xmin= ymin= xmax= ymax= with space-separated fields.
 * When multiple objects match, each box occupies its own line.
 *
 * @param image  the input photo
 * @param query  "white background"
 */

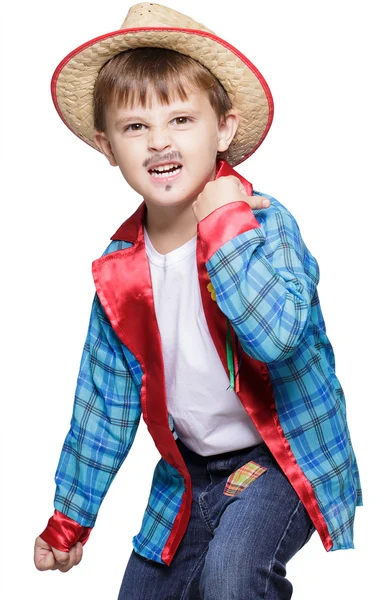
xmin=1 ymin=1 xmax=382 ymax=598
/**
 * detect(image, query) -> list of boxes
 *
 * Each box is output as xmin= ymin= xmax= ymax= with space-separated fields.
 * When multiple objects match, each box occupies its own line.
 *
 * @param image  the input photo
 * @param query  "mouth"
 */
xmin=148 ymin=163 xmax=183 ymax=181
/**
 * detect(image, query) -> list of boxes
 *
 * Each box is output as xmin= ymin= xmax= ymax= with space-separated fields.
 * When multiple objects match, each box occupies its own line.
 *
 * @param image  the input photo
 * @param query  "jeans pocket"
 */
xmin=224 ymin=460 xmax=267 ymax=497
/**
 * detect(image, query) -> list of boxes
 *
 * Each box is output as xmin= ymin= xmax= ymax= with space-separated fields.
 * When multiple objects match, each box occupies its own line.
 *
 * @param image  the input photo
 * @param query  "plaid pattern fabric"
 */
xmin=206 ymin=196 xmax=362 ymax=549
xmin=52 ymin=195 xmax=361 ymax=564
xmin=132 ymin=458 xmax=184 ymax=561
xmin=224 ymin=461 xmax=267 ymax=496
xmin=54 ymin=290 xmax=143 ymax=525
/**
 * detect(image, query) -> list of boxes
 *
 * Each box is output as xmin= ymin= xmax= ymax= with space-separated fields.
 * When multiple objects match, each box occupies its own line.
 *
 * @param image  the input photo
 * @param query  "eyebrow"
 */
xmin=167 ymin=108 xmax=201 ymax=118
xmin=114 ymin=116 xmax=145 ymax=128
xmin=114 ymin=107 xmax=201 ymax=128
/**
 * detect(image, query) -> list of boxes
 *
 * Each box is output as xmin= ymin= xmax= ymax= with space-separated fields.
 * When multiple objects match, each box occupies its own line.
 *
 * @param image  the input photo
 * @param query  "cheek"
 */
xmin=181 ymin=128 xmax=220 ymax=160
xmin=201 ymin=125 xmax=220 ymax=156
xmin=110 ymin=143 xmax=141 ymax=181
xmin=112 ymin=136 xmax=143 ymax=162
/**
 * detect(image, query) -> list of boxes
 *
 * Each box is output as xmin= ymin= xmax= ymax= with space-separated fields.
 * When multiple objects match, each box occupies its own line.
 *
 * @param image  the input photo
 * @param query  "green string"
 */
xmin=226 ymin=317 xmax=235 ymax=390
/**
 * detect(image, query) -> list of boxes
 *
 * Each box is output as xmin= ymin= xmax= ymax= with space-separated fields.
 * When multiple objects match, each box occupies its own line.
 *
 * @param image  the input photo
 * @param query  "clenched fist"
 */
xmin=192 ymin=175 xmax=270 ymax=223
xmin=34 ymin=536 xmax=83 ymax=572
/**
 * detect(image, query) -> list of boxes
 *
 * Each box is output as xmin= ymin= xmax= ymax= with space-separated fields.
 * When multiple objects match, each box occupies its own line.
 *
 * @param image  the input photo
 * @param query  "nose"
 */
xmin=147 ymin=124 xmax=172 ymax=152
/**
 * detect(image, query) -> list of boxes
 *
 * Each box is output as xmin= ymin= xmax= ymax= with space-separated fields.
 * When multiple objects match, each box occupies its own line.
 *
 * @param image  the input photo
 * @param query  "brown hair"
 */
xmin=93 ymin=47 xmax=232 ymax=131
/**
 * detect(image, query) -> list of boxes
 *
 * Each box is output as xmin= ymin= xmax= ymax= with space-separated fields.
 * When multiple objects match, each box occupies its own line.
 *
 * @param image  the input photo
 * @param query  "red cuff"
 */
xmin=197 ymin=201 xmax=261 ymax=262
xmin=39 ymin=510 xmax=92 ymax=552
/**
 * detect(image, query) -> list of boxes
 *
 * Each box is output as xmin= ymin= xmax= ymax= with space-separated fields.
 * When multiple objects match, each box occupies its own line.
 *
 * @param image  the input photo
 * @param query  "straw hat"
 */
xmin=52 ymin=2 xmax=274 ymax=166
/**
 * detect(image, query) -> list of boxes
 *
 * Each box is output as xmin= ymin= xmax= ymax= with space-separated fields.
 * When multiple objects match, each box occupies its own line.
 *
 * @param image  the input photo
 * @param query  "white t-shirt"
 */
xmin=144 ymin=227 xmax=263 ymax=456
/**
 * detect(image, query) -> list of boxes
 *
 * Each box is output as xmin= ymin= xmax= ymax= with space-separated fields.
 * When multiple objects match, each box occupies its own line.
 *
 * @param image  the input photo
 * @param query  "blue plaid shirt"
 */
xmin=52 ymin=194 xmax=362 ymax=564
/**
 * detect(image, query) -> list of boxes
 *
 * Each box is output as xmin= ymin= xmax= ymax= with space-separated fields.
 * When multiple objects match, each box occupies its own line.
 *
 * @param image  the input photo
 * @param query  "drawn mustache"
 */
xmin=143 ymin=151 xmax=183 ymax=169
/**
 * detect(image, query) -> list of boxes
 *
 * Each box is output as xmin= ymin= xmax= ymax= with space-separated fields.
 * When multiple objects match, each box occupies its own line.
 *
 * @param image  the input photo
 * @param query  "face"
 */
xmin=94 ymin=88 xmax=238 ymax=210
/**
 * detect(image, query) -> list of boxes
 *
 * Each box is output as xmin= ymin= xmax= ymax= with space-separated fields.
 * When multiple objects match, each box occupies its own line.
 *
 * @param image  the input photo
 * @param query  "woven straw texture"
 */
xmin=54 ymin=3 xmax=272 ymax=165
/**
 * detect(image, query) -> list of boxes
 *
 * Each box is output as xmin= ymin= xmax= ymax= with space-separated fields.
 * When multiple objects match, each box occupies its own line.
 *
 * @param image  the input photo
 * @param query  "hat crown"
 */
xmin=121 ymin=3 xmax=214 ymax=34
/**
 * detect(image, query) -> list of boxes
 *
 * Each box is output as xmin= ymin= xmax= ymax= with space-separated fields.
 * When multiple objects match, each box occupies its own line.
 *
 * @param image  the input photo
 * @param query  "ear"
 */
xmin=94 ymin=131 xmax=118 ymax=166
xmin=217 ymin=110 xmax=239 ymax=153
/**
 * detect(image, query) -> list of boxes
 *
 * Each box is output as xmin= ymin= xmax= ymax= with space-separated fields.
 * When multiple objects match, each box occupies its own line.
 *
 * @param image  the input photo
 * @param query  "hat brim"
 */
xmin=52 ymin=27 xmax=274 ymax=166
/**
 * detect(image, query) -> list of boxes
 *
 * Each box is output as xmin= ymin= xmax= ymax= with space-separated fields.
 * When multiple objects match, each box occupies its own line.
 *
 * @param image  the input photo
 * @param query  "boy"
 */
xmin=34 ymin=3 xmax=362 ymax=598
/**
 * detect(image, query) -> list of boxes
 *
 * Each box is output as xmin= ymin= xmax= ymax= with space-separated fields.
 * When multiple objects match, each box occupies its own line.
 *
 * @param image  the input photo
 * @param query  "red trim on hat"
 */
xmin=51 ymin=27 xmax=274 ymax=163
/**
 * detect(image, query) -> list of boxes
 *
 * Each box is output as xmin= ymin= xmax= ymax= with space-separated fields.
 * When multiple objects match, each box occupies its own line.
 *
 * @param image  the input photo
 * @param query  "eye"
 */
xmin=172 ymin=116 xmax=190 ymax=125
xmin=125 ymin=123 xmax=146 ymax=131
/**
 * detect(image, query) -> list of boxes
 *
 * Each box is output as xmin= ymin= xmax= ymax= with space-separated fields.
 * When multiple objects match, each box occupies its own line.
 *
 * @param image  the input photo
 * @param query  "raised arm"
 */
xmin=198 ymin=197 xmax=319 ymax=363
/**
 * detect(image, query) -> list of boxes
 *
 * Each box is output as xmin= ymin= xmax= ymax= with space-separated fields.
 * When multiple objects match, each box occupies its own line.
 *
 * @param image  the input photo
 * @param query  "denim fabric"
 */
xmin=118 ymin=440 xmax=315 ymax=600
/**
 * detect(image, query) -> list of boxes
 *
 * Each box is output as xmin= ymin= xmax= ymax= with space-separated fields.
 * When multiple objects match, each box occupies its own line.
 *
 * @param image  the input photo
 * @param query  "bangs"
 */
xmin=93 ymin=48 xmax=232 ymax=131
xmin=111 ymin=71 xmax=193 ymax=111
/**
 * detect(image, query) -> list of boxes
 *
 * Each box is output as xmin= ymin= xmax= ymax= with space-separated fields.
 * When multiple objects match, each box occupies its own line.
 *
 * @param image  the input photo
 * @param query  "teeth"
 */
xmin=149 ymin=164 xmax=182 ymax=178
xmin=157 ymin=164 xmax=176 ymax=172
xmin=150 ymin=163 xmax=180 ymax=172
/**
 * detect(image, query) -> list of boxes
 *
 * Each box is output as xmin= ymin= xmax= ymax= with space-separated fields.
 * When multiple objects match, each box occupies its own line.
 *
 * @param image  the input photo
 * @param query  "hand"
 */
xmin=34 ymin=536 xmax=83 ymax=572
xmin=192 ymin=175 xmax=270 ymax=223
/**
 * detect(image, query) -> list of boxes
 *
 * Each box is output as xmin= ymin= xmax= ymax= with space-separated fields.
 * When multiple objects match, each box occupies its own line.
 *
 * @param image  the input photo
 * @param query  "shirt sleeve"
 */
xmin=40 ymin=294 xmax=142 ymax=551
xmin=198 ymin=199 xmax=320 ymax=363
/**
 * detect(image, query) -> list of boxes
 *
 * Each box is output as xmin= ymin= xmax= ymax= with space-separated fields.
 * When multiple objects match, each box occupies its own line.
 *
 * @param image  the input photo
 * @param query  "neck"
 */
xmin=144 ymin=201 xmax=198 ymax=254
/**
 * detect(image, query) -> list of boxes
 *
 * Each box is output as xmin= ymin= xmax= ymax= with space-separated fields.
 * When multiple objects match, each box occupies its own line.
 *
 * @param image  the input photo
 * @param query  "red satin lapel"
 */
xmin=92 ymin=223 xmax=192 ymax=565
xmin=110 ymin=202 xmax=145 ymax=243
xmin=215 ymin=159 xmax=253 ymax=195
xmin=197 ymin=244 xmax=331 ymax=547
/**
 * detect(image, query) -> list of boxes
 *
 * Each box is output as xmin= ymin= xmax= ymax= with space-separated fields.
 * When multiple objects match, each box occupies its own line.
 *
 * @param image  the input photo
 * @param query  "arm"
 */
xmin=38 ymin=294 xmax=142 ymax=553
xmin=198 ymin=199 xmax=319 ymax=363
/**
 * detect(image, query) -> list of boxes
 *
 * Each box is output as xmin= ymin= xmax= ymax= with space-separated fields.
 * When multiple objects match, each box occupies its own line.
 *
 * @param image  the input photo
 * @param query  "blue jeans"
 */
xmin=118 ymin=439 xmax=315 ymax=600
